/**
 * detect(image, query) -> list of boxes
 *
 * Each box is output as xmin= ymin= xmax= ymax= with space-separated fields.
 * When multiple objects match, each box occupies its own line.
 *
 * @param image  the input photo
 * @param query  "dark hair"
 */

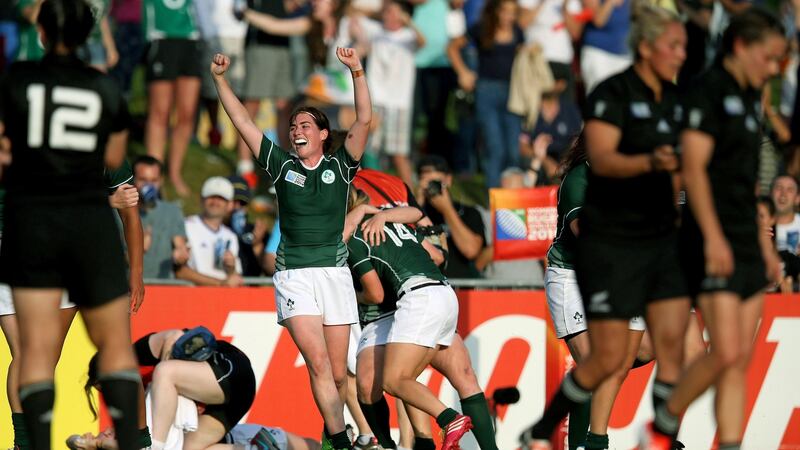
xmin=560 ymin=133 xmax=587 ymax=175
xmin=721 ymin=7 xmax=785 ymax=57
xmin=417 ymin=154 xmax=451 ymax=176
xmin=389 ymin=0 xmax=414 ymax=17
xmin=132 ymin=155 xmax=164 ymax=175
xmin=772 ymin=174 xmax=800 ymax=190
xmin=290 ymin=107 xmax=333 ymax=154
xmin=84 ymin=353 xmax=100 ymax=421
xmin=757 ymin=195 xmax=776 ymax=216
xmin=307 ymin=0 xmax=349 ymax=67
xmin=37 ymin=0 xmax=95 ymax=53
xmin=478 ymin=0 xmax=516 ymax=50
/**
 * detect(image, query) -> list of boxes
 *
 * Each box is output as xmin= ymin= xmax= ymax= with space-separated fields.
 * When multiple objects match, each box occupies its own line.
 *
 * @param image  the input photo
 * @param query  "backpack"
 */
xmin=171 ymin=326 xmax=217 ymax=362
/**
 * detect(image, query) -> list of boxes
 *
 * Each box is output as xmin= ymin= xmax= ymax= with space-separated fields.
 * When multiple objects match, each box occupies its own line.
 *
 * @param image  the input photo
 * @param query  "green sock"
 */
xmin=567 ymin=399 xmax=590 ymax=450
xmin=460 ymin=393 xmax=498 ymax=450
xmin=138 ymin=426 xmax=152 ymax=449
xmin=585 ymin=432 xmax=609 ymax=450
xmin=12 ymin=412 xmax=31 ymax=449
xmin=435 ymin=408 xmax=459 ymax=429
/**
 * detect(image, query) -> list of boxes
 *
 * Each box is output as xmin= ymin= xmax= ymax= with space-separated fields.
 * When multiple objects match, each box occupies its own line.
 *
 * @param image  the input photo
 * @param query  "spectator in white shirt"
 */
xmin=772 ymin=175 xmax=800 ymax=255
xmin=185 ymin=177 xmax=244 ymax=283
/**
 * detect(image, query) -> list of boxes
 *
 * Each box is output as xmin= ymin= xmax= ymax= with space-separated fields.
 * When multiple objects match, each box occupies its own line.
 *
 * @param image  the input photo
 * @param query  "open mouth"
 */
xmin=294 ymin=138 xmax=308 ymax=148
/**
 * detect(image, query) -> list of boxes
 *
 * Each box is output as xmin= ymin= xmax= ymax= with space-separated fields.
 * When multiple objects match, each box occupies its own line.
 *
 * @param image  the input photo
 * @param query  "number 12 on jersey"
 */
xmin=27 ymin=84 xmax=102 ymax=152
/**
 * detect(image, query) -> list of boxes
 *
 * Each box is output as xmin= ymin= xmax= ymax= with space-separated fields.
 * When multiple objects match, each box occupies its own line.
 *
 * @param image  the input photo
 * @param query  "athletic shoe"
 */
xmin=518 ymin=427 xmax=552 ymax=450
xmin=252 ymin=427 xmax=281 ymax=450
xmin=440 ymin=414 xmax=473 ymax=450
xmin=354 ymin=435 xmax=382 ymax=450
xmin=643 ymin=422 xmax=673 ymax=450
xmin=672 ymin=440 xmax=685 ymax=450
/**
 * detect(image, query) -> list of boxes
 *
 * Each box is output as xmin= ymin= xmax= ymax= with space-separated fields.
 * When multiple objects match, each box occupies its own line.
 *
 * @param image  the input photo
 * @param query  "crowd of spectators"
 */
xmin=3 ymin=0 xmax=800 ymax=287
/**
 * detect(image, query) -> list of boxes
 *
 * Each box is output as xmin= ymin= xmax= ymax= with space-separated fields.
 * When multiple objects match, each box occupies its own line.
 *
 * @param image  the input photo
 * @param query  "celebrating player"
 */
xmin=212 ymin=48 xmax=371 ymax=450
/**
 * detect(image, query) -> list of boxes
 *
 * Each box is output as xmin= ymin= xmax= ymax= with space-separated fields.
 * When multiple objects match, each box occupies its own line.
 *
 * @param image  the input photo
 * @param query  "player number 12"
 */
xmin=27 ymin=84 xmax=102 ymax=152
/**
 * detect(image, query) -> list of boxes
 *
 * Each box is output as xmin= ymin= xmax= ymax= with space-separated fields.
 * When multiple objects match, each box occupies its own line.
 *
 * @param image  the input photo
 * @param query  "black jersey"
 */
xmin=582 ymin=67 xmax=682 ymax=239
xmin=0 ymin=54 xmax=130 ymax=206
xmin=681 ymin=61 xmax=763 ymax=256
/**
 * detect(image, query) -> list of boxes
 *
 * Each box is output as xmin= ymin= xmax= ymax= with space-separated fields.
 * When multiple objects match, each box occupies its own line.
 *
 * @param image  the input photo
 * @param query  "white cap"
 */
xmin=201 ymin=176 xmax=234 ymax=201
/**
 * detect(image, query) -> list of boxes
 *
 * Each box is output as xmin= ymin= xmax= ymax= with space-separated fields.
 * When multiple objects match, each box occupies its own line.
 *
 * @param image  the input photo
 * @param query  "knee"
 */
xmin=357 ymin=373 xmax=382 ymax=403
xmin=711 ymin=345 xmax=741 ymax=373
xmin=151 ymin=361 xmax=178 ymax=385
xmin=381 ymin=374 xmax=401 ymax=398
xmin=448 ymin=365 xmax=480 ymax=397
xmin=332 ymin=370 xmax=347 ymax=392
xmin=595 ymin=352 xmax=628 ymax=379
xmin=305 ymin=353 xmax=333 ymax=380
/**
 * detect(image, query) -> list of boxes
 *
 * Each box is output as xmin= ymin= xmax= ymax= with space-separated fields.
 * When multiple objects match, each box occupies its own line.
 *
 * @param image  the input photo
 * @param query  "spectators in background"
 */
xmin=184 ymin=177 xmax=244 ymax=284
xmin=414 ymin=0 xmax=457 ymax=165
xmin=238 ymin=0 xmax=295 ymax=188
xmin=518 ymin=0 xmax=582 ymax=100
xmin=772 ymin=175 xmax=800 ymax=255
xmin=449 ymin=0 xmax=525 ymax=188
xmin=519 ymin=63 xmax=581 ymax=182
xmin=15 ymin=0 xmax=44 ymax=61
xmin=580 ymin=0 xmax=632 ymax=93
xmin=79 ymin=0 xmax=119 ymax=72
xmin=226 ymin=175 xmax=269 ymax=277
xmin=416 ymin=156 xmax=486 ymax=278
xmin=143 ymin=0 xmax=202 ymax=197
xmin=358 ymin=0 xmax=425 ymax=187
xmin=109 ymin=0 xmax=144 ymax=97
xmin=133 ymin=156 xmax=191 ymax=279
xmin=0 ymin=1 xmax=18 ymax=69
xmin=195 ymin=0 xmax=247 ymax=148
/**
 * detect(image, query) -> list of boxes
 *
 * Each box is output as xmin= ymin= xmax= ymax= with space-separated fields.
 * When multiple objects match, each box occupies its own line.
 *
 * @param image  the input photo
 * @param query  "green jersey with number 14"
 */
xmin=257 ymin=138 xmax=360 ymax=270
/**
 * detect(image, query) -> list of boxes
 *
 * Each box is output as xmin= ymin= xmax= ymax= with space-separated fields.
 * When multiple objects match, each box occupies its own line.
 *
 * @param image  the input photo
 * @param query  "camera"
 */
xmin=425 ymin=180 xmax=444 ymax=198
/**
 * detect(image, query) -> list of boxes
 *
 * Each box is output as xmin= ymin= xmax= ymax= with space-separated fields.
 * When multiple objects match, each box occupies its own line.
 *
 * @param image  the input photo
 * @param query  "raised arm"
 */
xmin=211 ymin=54 xmax=264 ymax=159
xmin=243 ymin=9 xmax=312 ymax=36
xmin=337 ymin=47 xmax=372 ymax=160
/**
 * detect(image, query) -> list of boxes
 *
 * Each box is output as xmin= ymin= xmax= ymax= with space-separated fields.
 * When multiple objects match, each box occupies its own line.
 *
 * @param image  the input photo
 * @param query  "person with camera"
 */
xmin=415 ymin=156 xmax=486 ymax=279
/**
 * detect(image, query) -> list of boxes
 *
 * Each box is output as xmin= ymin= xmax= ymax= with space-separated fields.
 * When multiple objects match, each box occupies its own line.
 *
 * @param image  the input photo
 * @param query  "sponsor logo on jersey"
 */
xmin=285 ymin=170 xmax=306 ymax=187
xmin=745 ymin=115 xmax=758 ymax=133
xmin=657 ymin=119 xmax=671 ymax=133
xmin=594 ymin=100 xmax=607 ymax=117
xmin=321 ymin=169 xmax=336 ymax=184
xmin=589 ymin=291 xmax=611 ymax=313
xmin=630 ymin=102 xmax=652 ymax=119
xmin=689 ymin=108 xmax=703 ymax=128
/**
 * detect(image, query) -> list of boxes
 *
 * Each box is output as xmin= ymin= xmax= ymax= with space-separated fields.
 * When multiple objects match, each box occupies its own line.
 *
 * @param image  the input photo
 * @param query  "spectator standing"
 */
xmin=109 ymin=0 xmax=143 ymax=97
xmin=518 ymin=0 xmax=583 ymax=99
xmin=580 ymin=0 xmax=632 ymax=93
xmin=238 ymin=0 xmax=295 ymax=187
xmin=359 ymin=0 xmax=425 ymax=187
xmin=185 ymin=177 xmax=243 ymax=281
xmin=414 ymin=0 xmax=457 ymax=165
xmin=771 ymin=175 xmax=800 ymax=254
xmin=142 ymin=0 xmax=202 ymax=197
xmin=226 ymin=175 xmax=269 ymax=277
xmin=79 ymin=0 xmax=119 ymax=71
xmin=15 ymin=0 xmax=44 ymax=61
xmin=416 ymin=156 xmax=486 ymax=278
xmin=194 ymin=0 xmax=247 ymax=148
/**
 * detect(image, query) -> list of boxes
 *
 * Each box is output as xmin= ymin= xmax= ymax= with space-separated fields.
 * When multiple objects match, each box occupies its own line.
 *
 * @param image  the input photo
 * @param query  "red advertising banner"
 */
xmin=122 ymin=288 xmax=800 ymax=450
xmin=490 ymin=187 xmax=559 ymax=261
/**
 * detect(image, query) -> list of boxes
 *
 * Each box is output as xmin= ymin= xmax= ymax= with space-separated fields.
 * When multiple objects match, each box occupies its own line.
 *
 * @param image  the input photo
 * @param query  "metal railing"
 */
xmin=143 ymin=278 xmax=544 ymax=290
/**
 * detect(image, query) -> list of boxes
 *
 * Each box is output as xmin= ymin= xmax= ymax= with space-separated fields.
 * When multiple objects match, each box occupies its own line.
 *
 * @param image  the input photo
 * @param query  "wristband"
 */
xmin=351 ymin=69 xmax=365 ymax=78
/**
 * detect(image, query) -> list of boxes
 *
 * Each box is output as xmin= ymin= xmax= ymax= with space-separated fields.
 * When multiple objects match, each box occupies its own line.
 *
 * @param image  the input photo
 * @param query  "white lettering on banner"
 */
xmin=436 ymin=315 xmax=547 ymax=450
xmin=743 ymin=318 xmax=800 ymax=449
xmin=526 ymin=207 xmax=558 ymax=241
xmin=221 ymin=312 xmax=281 ymax=422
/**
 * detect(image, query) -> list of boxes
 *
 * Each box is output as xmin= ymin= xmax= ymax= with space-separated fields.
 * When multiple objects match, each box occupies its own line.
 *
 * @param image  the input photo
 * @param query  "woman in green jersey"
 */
xmin=212 ymin=47 xmax=371 ymax=450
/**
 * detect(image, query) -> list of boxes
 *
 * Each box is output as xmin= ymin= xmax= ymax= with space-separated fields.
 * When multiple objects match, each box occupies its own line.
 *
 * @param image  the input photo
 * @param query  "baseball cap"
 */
xmin=201 ymin=176 xmax=234 ymax=201
xmin=227 ymin=175 xmax=252 ymax=204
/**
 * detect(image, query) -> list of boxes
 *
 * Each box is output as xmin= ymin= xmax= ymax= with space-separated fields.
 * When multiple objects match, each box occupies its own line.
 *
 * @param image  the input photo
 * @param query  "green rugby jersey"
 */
xmin=347 ymin=221 xmax=446 ymax=323
xmin=104 ymin=158 xmax=134 ymax=195
xmin=547 ymin=161 xmax=588 ymax=270
xmin=16 ymin=0 xmax=44 ymax=62
xmin=142 ymin=0 xmax=199 ymax=41
xmin=258 ymin=138 xmax=360 ymax=270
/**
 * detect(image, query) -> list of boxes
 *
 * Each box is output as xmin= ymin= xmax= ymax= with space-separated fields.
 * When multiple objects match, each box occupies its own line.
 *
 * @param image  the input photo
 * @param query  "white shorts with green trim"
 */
xmin=273 ymin=267 xmax=358 ymax=326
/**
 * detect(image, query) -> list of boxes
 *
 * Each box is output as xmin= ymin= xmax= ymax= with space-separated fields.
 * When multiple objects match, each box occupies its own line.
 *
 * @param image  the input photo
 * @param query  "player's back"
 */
xmin=1 ymin=54 xmax=129 ymax=205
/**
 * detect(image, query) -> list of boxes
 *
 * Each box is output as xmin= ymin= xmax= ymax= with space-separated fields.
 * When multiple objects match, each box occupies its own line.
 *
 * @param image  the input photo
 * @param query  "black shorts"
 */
xmin=144 ymin=38 xmax=203 ymax=82
xmin=0 ymin=203 xmax=129 ymax=308
xmin=204 ymin=341 xmax=256 ymax=431
xmin=680 ymin=225 xmax=768 ymax=301
xmin=576 ymin=232 xmax=687 ymax=320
